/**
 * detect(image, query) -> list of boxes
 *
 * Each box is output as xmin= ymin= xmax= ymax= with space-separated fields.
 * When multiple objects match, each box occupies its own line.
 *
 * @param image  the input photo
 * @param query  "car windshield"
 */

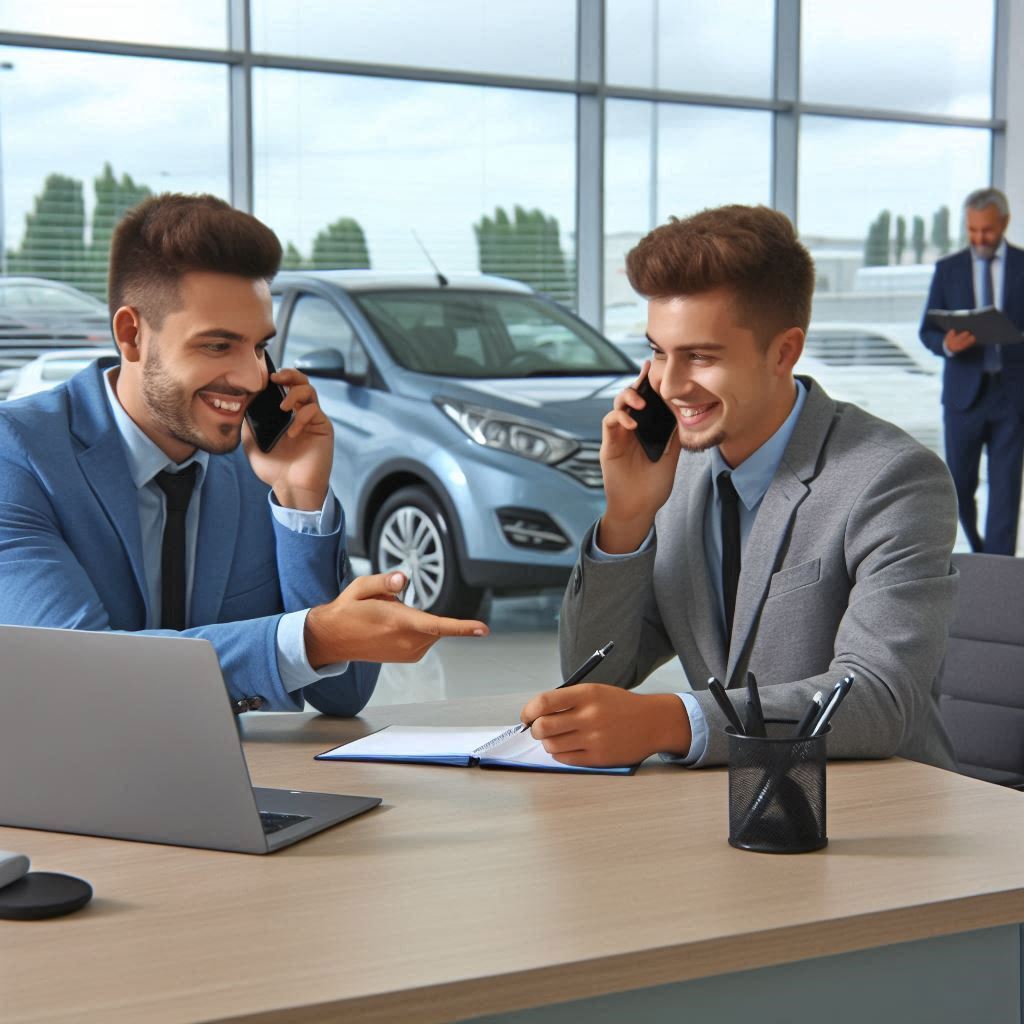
xmin=353 ymin=290 xmax=634 ymax=378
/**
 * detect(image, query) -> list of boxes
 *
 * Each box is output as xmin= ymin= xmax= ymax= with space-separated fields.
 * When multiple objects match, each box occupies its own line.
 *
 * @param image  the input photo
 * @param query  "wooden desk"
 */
xmin=2 ymin=694 xmax=1024 ymax=1024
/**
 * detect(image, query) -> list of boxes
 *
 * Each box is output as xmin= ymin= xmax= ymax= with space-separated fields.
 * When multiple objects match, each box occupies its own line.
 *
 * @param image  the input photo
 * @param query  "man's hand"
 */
xmin=243 ymin=367 xmax=334 ymax=511
xmin=598 ymin=361 xmax=682 ymax=553
xmin=304 ymin=571 xmax=489 ymax=668
xmin=519 ymin=683 xmax=692 ymax=767
xmin=944 ymin=329 xmax=977 ymax=354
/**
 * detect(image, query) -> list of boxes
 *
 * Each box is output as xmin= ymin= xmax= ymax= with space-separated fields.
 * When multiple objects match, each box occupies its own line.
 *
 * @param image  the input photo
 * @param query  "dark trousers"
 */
xmin=943 ymin=373 xmax=1024 ymax=555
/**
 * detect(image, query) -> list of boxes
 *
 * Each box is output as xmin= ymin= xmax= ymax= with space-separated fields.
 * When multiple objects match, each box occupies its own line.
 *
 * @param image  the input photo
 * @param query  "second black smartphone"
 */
xmin=244 ymin=351 xmax=294 ymax=453
xmin=627 ymin=375 xmax=677 ymax=461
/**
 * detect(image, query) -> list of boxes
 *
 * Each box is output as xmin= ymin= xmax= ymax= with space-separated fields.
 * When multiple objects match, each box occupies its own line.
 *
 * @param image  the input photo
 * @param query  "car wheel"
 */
xmin=370 ymin=486 xmax=485 ymax=620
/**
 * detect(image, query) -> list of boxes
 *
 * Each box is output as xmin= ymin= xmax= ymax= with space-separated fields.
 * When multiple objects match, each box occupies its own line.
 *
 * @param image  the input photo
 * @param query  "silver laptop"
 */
xmin=0 ymin=625 xmax=381 ymax=854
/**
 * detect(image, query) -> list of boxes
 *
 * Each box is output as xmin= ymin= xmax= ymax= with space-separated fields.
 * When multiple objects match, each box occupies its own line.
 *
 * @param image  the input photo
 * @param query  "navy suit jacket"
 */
xmin=0 ymin=361 xmax=378 ymax=715
xmin=919 ymin=243 xmax=1024 ymax=415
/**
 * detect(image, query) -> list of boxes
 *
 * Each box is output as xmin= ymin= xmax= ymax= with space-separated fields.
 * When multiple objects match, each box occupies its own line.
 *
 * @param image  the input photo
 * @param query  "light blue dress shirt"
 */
xmin=593 ymin=379 xmax=807 ymax=765
xmin=102 ymin=368 xmax=346 ymax=693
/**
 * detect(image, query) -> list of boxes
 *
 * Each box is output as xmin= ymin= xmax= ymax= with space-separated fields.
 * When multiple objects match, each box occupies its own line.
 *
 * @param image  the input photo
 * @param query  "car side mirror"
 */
xmin=294 ymin=347 xmax=350 ymax=381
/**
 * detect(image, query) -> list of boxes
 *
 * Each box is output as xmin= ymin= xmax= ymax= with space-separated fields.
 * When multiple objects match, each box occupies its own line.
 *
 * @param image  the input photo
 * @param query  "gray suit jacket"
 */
xmin=560 ymin=377 xmax=959 ymax=769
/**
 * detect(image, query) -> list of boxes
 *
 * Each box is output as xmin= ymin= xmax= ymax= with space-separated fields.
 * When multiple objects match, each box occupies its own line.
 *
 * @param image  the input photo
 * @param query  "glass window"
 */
xmin=605 ymin=0 xmax=774 ymax=97
xmin=283 ymin=294 xmax=369 ymax=377
xmin=603 ymin=99 xmax=772 ymax=339
xmin=801 ymin=0 xmax=994 ymax=118
xmin=0 ymin=47 xmax=229 ymax=301
xmin=251 ymin=0 xmax=576 ymax=79
xmin=0 ymin=0 xmax=226 ymax=49
xmin=353 ymin=290 xmax=634 ymax=378
xmin=798 ymin=116 xmax=991 ymax=457
xmin=253 ymin=71 xmax=576 ymax=307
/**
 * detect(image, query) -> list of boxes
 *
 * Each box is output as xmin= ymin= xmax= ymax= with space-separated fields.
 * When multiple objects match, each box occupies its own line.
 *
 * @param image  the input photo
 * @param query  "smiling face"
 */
xmin=645 ymin=287 xmax=803 ymax=468
xmin=967 ymin=203 xmax=1009 ymax=260
xmin=113 ymin=271 xmax=276 ymax=462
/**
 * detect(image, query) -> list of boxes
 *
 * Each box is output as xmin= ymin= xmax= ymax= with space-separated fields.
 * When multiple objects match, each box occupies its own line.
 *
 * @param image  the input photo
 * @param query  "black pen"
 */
xmin=516 ymin=641 xmax=615 ymax=733
xmin=809 ymin=674 xmax=855 ymax=737
xmin=794 ymin=690 xmax=825 ymax=738
xmin=744 ymin=671 xmax=766 ymax=737
xmin=707 ymin=676 xmax=745 ymax=736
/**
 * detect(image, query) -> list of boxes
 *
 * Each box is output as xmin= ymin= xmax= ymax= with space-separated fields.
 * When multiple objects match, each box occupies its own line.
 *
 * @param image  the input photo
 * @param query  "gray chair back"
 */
xmin=939 ymin=552 xmax=1024 ymax=787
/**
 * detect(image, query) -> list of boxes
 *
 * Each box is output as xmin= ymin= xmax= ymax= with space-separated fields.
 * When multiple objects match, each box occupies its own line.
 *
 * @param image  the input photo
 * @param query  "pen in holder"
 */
xmin=726 ymin=719 xmax=829 ymax=854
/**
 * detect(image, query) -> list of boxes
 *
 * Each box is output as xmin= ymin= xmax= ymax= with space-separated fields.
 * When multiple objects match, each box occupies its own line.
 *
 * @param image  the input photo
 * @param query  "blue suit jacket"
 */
xmin=0 ymin=361 xmax=379 ymax=715
xmin=919 ymin=243 xmax=1024 ymax=414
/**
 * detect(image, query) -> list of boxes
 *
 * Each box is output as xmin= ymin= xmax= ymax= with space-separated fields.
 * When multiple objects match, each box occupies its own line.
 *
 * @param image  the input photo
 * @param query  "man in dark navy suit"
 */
xmin=920 ymin=188 xmax=1024 ymax=555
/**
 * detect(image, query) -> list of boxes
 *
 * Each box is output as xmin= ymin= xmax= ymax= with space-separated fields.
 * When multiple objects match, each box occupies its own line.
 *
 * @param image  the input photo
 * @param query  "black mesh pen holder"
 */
xmin=727 ymin=719 xmax=829 ymax=854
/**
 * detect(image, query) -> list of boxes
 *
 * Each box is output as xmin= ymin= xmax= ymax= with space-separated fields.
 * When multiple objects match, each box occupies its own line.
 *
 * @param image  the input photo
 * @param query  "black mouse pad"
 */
xmin=0 ymin=872 xmax=93 ymax=920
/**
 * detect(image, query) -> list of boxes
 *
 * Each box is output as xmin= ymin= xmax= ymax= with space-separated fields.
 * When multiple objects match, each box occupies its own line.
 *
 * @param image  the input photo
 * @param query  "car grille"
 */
xmin=557 ymin=442 xmax=603 ymax=489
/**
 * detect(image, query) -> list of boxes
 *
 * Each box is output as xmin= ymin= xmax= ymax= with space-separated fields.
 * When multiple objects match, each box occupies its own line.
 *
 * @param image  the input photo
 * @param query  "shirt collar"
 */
xmin=102 ymin=367 xmax=209 ymax=490
xmin=972 ymin=239 xmax=1007 ymax=263
xmin=710 ymin=379 xmax=807 ymax=511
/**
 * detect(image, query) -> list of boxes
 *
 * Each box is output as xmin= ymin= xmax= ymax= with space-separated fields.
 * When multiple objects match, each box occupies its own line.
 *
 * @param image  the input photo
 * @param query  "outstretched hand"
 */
xmin=304 ymin=571 xmax=489 ymax=668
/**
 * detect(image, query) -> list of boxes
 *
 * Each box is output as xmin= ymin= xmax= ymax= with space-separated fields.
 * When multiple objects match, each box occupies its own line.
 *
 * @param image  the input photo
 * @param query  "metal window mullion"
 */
xmin=227 ymin=0 xmax=253 ymax=213
xmin=772 ymin=0 xmax=799 ymax=224
xmin=576 ymin=0 xmax=604 ymax=330
xmin=991 ymin=0 xmax=1009 ymax=189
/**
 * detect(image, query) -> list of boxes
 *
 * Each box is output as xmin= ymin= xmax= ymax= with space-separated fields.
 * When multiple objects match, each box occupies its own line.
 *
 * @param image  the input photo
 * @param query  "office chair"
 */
xmin=938 ymin=552 xmax=1024 ymax=788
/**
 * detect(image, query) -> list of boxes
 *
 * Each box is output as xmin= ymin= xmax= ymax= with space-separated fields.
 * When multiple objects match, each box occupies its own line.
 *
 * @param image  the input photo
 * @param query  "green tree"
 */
xmin=894 ymin=215 xmax=906 ymax=265
xmin=863 ymin=210 xmax=891 ymax=267
xmin=9 ymin=174 xmax=87 ymax=288
xmin=310 ymin=218 xmax=370 ymax=270
xmin=474 ymin=205 xmax=571 ymax=302
xmin=931 ymin=205 xmax=951 ymax=256
xmin=912 ymin=216 xmax=926 ymax=263
xmin=85 ymin=162 xmax=151 ymax=299
xmin=281 ymin=241 xmax=305 ymax=271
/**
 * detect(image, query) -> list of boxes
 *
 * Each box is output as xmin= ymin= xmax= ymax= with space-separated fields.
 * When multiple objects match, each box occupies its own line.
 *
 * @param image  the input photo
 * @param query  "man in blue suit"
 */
xmin=0 ymin=194 xmax=488 ymax=714
xmin=920 ymin=187 xmax=1024 ymax=555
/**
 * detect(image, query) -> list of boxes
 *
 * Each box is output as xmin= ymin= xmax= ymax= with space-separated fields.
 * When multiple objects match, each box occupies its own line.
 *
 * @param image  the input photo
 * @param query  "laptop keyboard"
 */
xmin=259 ymin=811 xmax=311 ymax=835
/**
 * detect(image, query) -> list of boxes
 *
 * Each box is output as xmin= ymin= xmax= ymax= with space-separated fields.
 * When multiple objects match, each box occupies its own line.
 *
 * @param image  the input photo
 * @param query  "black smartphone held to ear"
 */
xmin=244 ymin=351 xmax=294 ymax=453
xmin=627 ymin=375 xmax=677 ymax=461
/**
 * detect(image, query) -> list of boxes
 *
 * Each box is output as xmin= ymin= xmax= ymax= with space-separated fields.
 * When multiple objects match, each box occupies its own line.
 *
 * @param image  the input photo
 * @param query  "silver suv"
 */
xmin=270 ymin=272 xmax=634 ymax=618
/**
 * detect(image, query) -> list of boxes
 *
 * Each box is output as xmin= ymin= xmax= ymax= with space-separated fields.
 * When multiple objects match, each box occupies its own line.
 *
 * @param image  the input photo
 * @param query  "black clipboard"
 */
xmin=926 ymin=306 xmax=1024 ymax=345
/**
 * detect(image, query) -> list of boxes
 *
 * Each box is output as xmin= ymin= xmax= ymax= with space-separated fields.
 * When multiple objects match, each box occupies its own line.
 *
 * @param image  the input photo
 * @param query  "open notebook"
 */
xmin=315 ymin=725 xmax=637 ymax=775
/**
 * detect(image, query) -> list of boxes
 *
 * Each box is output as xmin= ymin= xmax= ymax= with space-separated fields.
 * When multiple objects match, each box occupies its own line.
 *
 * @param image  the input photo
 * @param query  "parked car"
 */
xmin=5 ymin=347 xmax=118 ymax=401
xmin=0 ymin=277 xmax=111 ymax=399
xmin=270 ymin=271 xmax=635 ymax=618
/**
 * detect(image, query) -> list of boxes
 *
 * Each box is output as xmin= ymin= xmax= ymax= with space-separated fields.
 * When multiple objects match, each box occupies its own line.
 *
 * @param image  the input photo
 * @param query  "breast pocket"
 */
xmin=767 ymin=558 xmax=820 ymax=598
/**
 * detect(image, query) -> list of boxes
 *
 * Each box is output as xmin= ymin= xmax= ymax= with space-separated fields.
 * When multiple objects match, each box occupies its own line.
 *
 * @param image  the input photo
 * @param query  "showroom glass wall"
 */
xmin=0 ymin=0 xmax=1003 ymax=454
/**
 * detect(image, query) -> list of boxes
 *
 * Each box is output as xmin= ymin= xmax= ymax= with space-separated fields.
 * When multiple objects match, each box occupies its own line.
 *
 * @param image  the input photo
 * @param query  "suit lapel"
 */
xmin=724 ymin=378 xmax=835 ymax=686
xmin=191 ymin=456 xmax=238 ymax=627
xmin=70 ymin=365 xmax=150 ymax=618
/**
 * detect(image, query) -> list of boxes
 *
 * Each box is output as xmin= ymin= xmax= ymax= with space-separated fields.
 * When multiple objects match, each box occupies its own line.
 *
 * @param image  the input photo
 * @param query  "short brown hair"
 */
xmin=108 ymin=193 xmax=282 ymax=327
xmin=625 ymin=205 xmax=814 ymax=344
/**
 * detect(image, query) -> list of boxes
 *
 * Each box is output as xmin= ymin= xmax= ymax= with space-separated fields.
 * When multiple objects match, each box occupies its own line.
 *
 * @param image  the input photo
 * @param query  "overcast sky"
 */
xmin=0 ymin=0 xmax=997 ymax=275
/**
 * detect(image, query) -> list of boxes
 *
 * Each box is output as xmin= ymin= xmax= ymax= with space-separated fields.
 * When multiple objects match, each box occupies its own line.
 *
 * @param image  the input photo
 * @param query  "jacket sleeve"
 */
xmin=919 ymin=262 xmax=950 ymax=356
xmin=558 ymin=522 xmax=677 ymax=688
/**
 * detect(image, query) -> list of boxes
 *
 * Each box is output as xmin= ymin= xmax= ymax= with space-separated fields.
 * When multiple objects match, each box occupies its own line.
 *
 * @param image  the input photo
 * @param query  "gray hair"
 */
xmin=964 ymin=187 xmax=1009 ymax=216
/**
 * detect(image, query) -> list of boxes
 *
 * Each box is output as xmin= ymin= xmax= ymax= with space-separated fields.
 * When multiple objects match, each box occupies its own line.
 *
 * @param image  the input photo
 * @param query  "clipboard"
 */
xmin=926 ymin=306 xmax=1024 ymax=345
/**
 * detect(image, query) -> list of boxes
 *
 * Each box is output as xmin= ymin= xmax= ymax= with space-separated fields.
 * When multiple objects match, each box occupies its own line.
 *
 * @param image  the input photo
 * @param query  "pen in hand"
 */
xmin=517 ymin=641 xmax=616 ymax=734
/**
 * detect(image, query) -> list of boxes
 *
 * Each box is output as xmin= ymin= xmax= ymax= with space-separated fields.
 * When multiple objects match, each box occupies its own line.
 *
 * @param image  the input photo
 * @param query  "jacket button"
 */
xmin=573 ymin=566 xmax=582 ymax=594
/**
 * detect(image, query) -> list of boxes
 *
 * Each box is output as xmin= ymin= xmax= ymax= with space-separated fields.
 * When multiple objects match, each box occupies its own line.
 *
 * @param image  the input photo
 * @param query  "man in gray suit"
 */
xmin=520 ymin=205 xmax=959 ymax=770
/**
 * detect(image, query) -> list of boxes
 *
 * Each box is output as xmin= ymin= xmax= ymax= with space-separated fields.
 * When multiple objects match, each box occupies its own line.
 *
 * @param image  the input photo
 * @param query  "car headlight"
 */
xmin=435 ymin=398 xmax=580 ymax=465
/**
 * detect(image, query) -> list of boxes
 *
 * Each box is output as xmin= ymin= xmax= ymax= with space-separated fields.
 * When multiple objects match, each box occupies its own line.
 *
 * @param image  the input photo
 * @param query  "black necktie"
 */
xmin=155 ymin=464 xmax=199 ymax=631
xmin=718 ymin=470 xmax=741 ymax=643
